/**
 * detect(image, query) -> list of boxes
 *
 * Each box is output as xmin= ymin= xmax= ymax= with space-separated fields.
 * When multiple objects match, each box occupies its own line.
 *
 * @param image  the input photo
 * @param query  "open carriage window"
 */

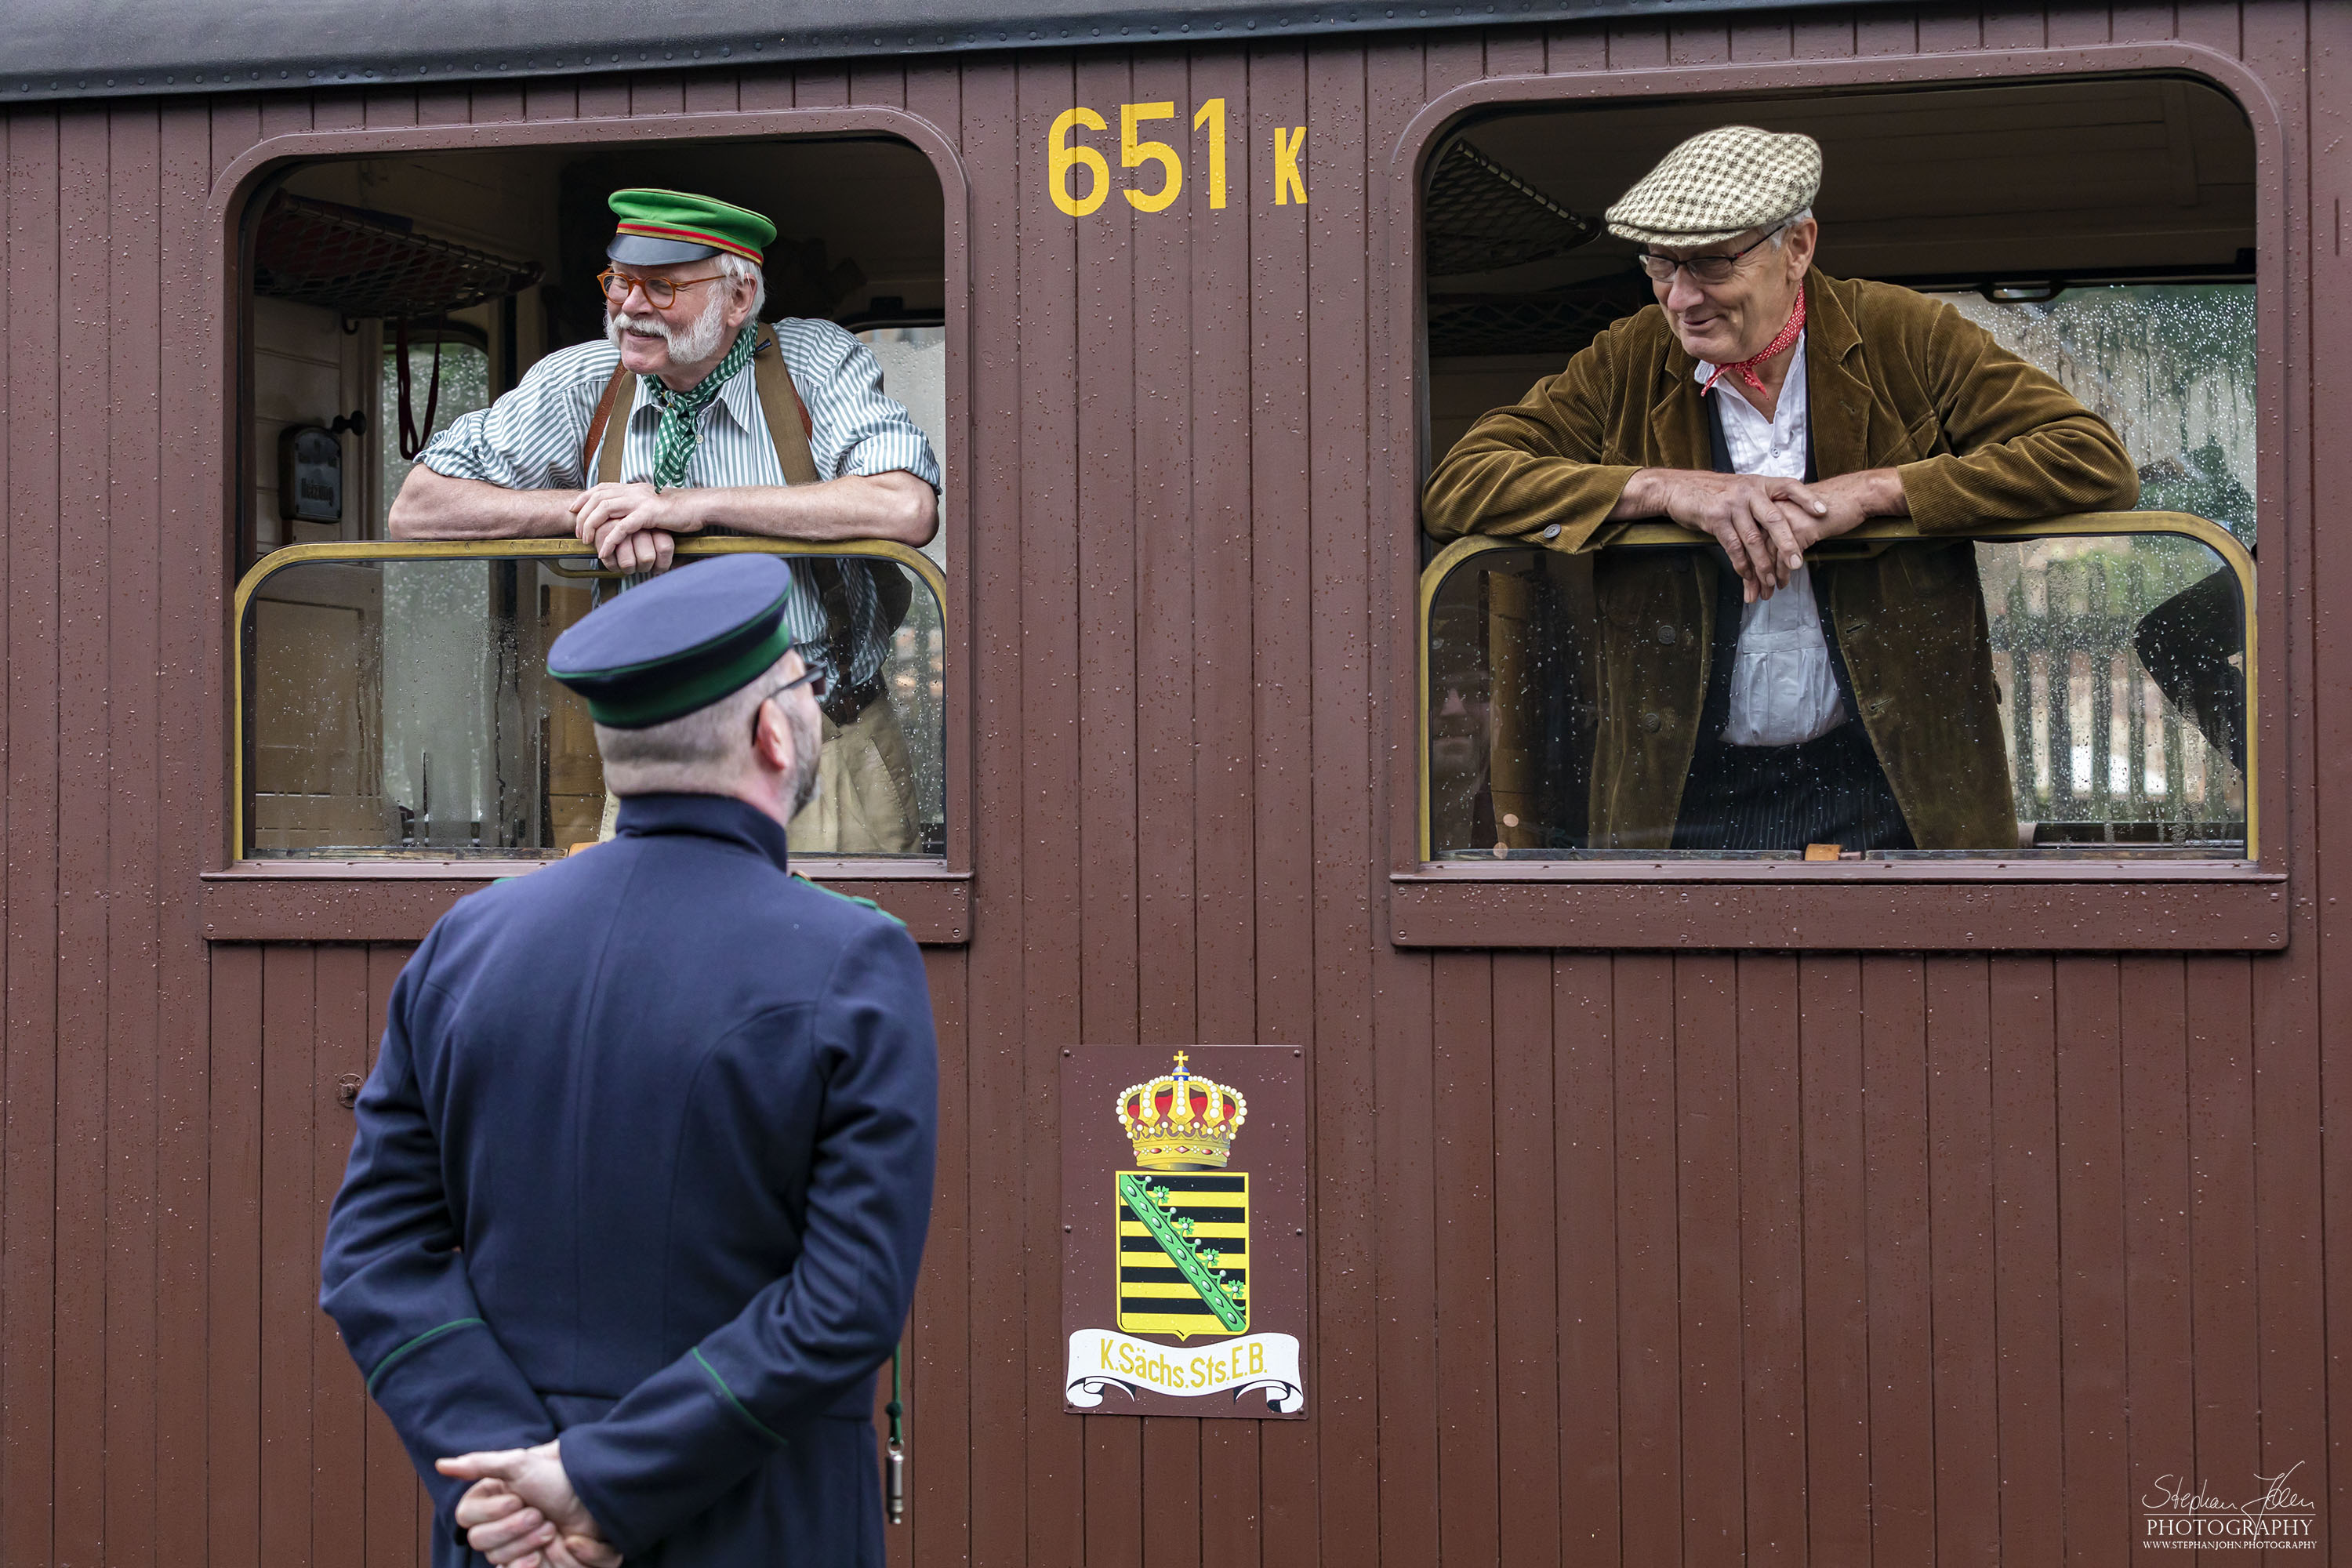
xmin=1416 ymin=77 xmax=2261 ymax=870
xmin=239 ymin=133 xmax=956 ymax=866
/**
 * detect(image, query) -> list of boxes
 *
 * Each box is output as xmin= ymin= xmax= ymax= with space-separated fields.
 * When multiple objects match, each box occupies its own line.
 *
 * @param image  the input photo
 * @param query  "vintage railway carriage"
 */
xmin=0 ymin=0 xmax=2339 ymax=1560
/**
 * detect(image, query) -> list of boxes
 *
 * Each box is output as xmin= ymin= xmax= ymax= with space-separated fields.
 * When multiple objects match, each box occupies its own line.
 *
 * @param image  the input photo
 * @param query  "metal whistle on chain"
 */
xmin=885 ymin=1341 xmax=907 ymax=1524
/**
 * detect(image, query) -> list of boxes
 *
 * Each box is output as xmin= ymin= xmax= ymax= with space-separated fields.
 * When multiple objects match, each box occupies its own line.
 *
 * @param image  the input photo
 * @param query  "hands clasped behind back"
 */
xmin=439 ymin=1442 xmax=622 ymax=1568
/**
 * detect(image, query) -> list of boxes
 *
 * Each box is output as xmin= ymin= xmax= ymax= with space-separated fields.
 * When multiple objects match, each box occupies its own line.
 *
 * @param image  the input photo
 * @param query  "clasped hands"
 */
xmin=437 ymin=1441 xmax=621 ymax=1568
xmin=1634 ymin=467 xmax=1904 ymax=604
xmin=571 ymin=482 xmax=695 ymax=575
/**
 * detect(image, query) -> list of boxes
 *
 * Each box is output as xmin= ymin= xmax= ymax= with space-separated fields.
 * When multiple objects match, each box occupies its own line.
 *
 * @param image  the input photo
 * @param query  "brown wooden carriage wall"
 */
xmin=2 ymin=3 xmax=2347 ymax=1563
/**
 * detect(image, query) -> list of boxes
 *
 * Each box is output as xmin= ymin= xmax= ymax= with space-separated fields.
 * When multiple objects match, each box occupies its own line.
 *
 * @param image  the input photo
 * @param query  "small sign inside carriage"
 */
xmin=1061 ymin=1045 xmax=1308 ymax=1418
xmin=278 ymin=424 xmax=343 ymax=524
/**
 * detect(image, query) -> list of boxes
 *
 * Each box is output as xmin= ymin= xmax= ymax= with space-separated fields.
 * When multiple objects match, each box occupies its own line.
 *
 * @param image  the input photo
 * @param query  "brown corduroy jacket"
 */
xmin=1421 ymin=270 xmax=2139 ymax=851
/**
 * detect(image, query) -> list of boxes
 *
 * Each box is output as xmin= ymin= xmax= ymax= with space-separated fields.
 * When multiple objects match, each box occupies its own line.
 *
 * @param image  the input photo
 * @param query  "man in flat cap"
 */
xmin=321 ymin=554 xmax=938 ymax=1568
xmin=1422 ymin=126 xmax=2137 ymax=851
xmin=391 ymin=187 xmax=941 ymax=855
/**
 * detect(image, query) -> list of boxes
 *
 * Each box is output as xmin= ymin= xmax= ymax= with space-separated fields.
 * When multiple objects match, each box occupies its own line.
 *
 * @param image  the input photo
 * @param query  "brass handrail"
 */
xmin=1415 ymin=512 xmax=2258 ymax=862
xmin=233 ymin=538 xmax=949 ymax=862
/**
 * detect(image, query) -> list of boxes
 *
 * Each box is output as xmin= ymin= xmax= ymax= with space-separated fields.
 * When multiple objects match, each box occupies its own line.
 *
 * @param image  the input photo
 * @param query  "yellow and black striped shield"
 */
xmin=1116 ymin=1171 xmax=1249 ymax=1341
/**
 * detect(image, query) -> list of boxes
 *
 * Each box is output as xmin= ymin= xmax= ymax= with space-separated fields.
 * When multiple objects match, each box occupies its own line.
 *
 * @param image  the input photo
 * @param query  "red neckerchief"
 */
xmin=1700 ymin=287 xmax=1807 ymax=397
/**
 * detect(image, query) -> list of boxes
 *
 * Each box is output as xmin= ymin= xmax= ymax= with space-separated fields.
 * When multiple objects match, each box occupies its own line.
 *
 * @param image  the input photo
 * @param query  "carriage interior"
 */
xmin=240 ymin=135 xmax=949 ymax=855
xmin=1418 ymin=74 xmax=2261 ymax=859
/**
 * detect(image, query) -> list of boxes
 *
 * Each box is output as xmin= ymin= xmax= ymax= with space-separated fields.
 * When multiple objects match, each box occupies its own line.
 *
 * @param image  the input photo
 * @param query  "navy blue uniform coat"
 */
xmin=321 ymin=793 xmax=938 ymax=1565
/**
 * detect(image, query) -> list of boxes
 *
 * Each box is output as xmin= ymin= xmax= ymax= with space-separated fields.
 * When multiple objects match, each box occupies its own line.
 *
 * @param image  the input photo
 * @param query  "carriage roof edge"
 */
xmin=5 ymin=0 xmax=1909 ymax=107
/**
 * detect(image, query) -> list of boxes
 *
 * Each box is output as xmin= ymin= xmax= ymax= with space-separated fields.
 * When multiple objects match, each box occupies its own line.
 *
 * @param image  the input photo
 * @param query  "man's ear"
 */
xmin=725 ymin=275 xmax=760 ymax=333
xmin=1784 ymin=218 xmax=1820 ymax=279
xmin=750 ymin=697 xmax=796 ymax=775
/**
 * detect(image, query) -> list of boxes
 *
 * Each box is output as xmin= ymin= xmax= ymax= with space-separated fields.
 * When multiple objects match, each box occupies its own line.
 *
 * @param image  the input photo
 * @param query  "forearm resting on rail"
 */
xmin=388 ymin=465 xmax=584 ymax=539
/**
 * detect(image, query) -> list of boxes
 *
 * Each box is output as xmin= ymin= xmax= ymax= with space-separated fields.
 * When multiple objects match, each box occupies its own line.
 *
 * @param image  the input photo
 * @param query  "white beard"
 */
xmin=606 ymin=282 xmax=731 ymax=368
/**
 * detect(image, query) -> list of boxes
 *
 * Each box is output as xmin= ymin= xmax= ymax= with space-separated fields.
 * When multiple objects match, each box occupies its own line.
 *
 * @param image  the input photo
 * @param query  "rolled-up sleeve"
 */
xmin=416 ymin=339 xmax=611 ymax=490
xmin=782 ymin=320 xmax=944 ymax=491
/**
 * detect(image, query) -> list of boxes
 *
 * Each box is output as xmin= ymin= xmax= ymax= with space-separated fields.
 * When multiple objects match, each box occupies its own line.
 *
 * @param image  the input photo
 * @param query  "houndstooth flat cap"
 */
xmin=1605 ymin=125 xmax=1822 ymax=247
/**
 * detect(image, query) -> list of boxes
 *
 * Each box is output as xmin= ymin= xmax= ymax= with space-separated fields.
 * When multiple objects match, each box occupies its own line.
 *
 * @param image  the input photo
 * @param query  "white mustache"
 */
xmin=608 ymin=310 xmax=672 ymax=342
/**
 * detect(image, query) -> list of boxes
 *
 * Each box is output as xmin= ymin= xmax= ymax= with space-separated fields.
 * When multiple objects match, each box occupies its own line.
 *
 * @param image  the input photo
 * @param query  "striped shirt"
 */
xmin=419 ymin=319 xmax=942 ymax=688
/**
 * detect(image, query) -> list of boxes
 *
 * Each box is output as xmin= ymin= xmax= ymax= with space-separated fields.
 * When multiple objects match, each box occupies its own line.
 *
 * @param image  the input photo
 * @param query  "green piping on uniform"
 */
xmin=367 ymin=1317 xmax=487 ymax=1397
xmin=564 ymin=617 xmax=796 ymax=729
xmin=692 ymin=1347 xmax=786 ymax=1446
xmin=791 ymin=873 xmax=906 ymax=928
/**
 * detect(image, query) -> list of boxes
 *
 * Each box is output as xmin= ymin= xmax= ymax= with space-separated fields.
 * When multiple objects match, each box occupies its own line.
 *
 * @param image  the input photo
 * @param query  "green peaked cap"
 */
xmin=608 ymin=187 xmax=777 ymax=265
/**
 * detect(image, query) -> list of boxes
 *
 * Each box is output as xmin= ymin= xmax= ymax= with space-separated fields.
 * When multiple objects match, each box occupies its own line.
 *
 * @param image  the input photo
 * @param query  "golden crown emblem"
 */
xmin=1116 ymin=1051 xmax=1247 ymax=1170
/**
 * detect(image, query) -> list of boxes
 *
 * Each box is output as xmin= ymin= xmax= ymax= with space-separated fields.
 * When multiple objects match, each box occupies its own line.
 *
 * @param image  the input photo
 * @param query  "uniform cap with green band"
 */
xmin=548 ymin=556 xmax=799 ymax=729
xmin=607 ymin=187 xmax=779 ymax=267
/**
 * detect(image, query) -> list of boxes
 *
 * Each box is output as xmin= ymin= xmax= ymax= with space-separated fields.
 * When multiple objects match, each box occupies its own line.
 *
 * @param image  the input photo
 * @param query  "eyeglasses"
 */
xmin=750 ymin=665 xmax=828 ymax=738
xmin=597 ymin=268 xmax=727 ymax=309
xmin=1636 ymin=224 xmax=1788 ymax=285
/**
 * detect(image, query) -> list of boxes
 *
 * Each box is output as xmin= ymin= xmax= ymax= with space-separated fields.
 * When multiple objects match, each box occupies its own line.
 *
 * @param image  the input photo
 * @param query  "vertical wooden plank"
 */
xmin=1798 ymin=957 xmax=1870 ymax=1565
xmin=314 ymin=947 xmax=372 ymax=1566
xmin=1613 ymin=954 xmax=1680 ymax=1568
xmin=361 ymin=88 xmax=419 ymax=129
xmin=1990 ymin=957 xmax=2063 ymax=1564
xmin=260 ymin=946 xmax=318 ymax=1566
xmin=416 ymin=86 xmax=470 ymax=125
xmin=1064 ymin=50 xmax=1142 ymax=1568
xmin=1305 ymin=38 xmax=1382 ymax=1568
xmin=1915 ymin=5 xmax=1984 ymax=51
xmin=1855 ymin=8 xmax=1919 ymax=54
xmin=1788 ymin=7 xmax=1857 ymax=60
xmin=313 ymin=92 xmax=365 ymax=132
xmin=906 ymin=953 xmax=970 ymax=1568
xmin=848 ymin=63 xmax=906 ymax=109
xmin=2055 ymin=957 xmax=2129 ymax=1563
xmin=1924 ymin=956 xmax=1997 ymax=1567
xmin=956 ymin=56 xmax=1031 ymax=1568
xmin=524 ymin=79 xmax=580 ymax=121
xmin=1112 ymin=37 xmax=1202 ymax=1567
xmin=682 ymin=71 xmax=740 ymax=114
xmin=1862 ymin=960 xmax=1933 ymax=1566
xmin=1545 ymin=24 xmax=1610 ymax=72
xmin=1606 ymin=22 xmax=1671 ymax=68
xmin=577 ymin=76 xmax=630 ymax=121
xmin=1246 ymin=46 xmax=1318 ymax=1559
xmin=1979 ymin=5 xmax=2050 ymax=49
xmin=103 ymin=100 xmax=165 ymax=1568
xmin=1361 ymin=33 xmax=1439 ymax=1561
xmin=2186 ymin=956 xmax=2259 ymax=1511
xmin=2302 ymin=8 xmax=2352 ymax=1550
xmin=1729 ymin=16 xmax=1797 ymax=62
xmin=1675 ymin=955 xmax=1742 ymax=1568
xmin=795 ymin=65 xmax=851 ymax=107
xmin=153 ymin=95 xmax=218 ymax=1568
xmin=1490 ymin=953 xmax=1559 ymax=1567
xmin=625 ymin=74 xmax=684 ymax=118
xmin=1188 ymin=42 xmax=1264 ymax=1567
xmin=1668 ymin=20 xmax=1733 ymax=64
xmin=1736 ymin=953 xmax=1804 ymax=1568
xmin=2118 ymin=955 xmax=2192 ymax=1554
xmin=1483 ymin=27 xmax=1546 ymax=75
xmin=2045 ymin=7 xmax=2113 ymax=45
xmin=1554 ymin=955 xmax=1618 ymax=1562
xmin=1 ymin=105 xmax=61 ymax=1568
xmin=53 ymin=102 xmax=112 ymax=1568
xmin=1010 ymin=49 xmax=1087 ymax=1568
xmin=467 ymin=84 xmax=525 ymax=125
xmin=1432 ymin=953 xmax=1499 ymax=1568
xmin=209 ymin=945 xmax=266 ymax=1567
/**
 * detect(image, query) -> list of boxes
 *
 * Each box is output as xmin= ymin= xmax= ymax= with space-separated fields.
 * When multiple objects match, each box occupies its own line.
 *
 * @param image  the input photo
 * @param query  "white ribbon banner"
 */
xmin=1065 ymin=1329 xmax=1305 ymax=1414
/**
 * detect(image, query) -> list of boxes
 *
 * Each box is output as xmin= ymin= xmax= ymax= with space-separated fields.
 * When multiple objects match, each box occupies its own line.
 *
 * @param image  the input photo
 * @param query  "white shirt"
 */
xmin=1693 ymin=332 xmax=1847 ymax=747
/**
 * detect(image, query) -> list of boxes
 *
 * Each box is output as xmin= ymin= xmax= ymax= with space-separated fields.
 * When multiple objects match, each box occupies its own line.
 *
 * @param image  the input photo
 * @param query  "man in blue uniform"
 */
xmin=321 ymin=554 xmax=938 ymax=1566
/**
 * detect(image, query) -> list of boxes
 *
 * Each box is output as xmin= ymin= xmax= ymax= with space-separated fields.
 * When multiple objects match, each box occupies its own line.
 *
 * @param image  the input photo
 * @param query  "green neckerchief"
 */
xmin=644 ymin=325 xmax=757 ymax=490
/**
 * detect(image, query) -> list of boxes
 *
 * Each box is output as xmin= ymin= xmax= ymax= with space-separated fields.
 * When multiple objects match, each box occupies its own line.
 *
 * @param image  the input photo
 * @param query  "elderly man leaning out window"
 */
xmin=390 ymin=188 xmax=941 ymax=856
xmin=1421 ymin=126 xmax=2138 ymax=854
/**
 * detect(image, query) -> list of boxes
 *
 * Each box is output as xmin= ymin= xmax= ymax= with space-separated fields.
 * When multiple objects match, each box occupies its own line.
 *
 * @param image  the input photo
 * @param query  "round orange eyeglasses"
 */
xmin=596 ymin=268 xmax=728 ymax=309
